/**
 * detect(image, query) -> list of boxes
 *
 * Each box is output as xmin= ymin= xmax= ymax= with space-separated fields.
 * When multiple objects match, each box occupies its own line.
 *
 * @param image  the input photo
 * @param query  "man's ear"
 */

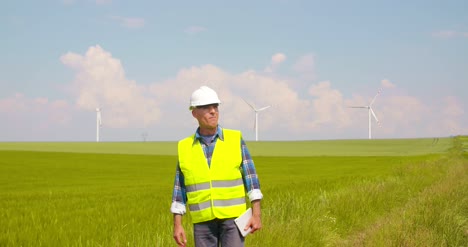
xmin=191 ymin=109 xmax=197 ymax=118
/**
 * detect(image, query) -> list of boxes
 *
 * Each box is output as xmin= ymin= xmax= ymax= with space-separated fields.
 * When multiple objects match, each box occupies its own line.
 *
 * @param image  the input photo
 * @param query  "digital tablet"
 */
xmin=234 ymin=208 xmax=252 ymax=237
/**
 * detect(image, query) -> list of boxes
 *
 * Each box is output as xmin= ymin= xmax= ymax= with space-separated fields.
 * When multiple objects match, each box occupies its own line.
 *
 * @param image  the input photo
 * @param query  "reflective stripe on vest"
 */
xmin=189 ymin=197 xmax=246 ymax=212
xmin=186 ymin=178 xmax=244 ymax=193
xmin=178 ymin=129 xmax=246 ymax=223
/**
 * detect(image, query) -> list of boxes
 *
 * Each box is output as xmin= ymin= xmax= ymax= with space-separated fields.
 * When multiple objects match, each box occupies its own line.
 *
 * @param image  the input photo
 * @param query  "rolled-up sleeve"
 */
xmin=240 ymin=138 xmax=263 ymax=202
xmin=170 ymin=163 xmax=187 ymax=215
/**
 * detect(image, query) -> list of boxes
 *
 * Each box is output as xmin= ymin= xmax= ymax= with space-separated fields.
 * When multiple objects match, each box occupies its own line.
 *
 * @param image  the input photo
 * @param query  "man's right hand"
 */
xmin=173 ymin=224 xmax=187 ymax=247
xmin=173 ymin=215 xmax=187 ymax=247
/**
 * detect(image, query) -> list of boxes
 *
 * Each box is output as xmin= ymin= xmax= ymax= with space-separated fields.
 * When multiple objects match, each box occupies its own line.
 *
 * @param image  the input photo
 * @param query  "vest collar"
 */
xmin=193 ymin=125 xmax=224 ymax=145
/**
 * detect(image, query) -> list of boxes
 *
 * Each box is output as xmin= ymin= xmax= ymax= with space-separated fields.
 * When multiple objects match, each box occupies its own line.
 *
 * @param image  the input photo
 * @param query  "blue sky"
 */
xmin=1 ymin=0 xmax=467 ymax=141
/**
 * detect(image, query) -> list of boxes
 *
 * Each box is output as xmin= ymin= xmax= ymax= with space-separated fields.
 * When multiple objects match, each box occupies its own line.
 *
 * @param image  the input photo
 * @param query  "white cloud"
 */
xmin=184 ymin=26 xmax=207 ymax=34
xmin=443 ymin=96 xmax=464 ymax=117
xmin=148 ymin=63 xmax=312 ymax=136
xmin=351 ymin=90 xmax=467 ymax=138
xmin=381 ymin=79 xmax=395 ymax=88
xmin=431 ymin=30 xmax=468 ymax=39
xmin=264 ymin=53 xmax=286 ymax=72
xmin=292 ymin=53 xmax=316 ymax=81
xmin=440 ymin=96 xmax=465 ymax=135
xmin=432 ymin=30 xmax=457 ymax=38
xmin=420 ymin=96 xmax=467 ymax=137
xmin=379 ymin=95 xmax=427 ymax=133
xmin=0 ymin=93 xmax=71 ymax=130
xmin=110 ymin=16 xmax=145 ymax=29
xmin=271 ymin=53 xmax=286 ymax=65
xmin=0 ymin=93 xmax=28 ymax=112
xmin=60 ymin=45 xmax=160 ymax=128
xmin=308 ymin=81 xmax=350 ymax=127
xmin=1 ymin=46 xmax=466 ymax=141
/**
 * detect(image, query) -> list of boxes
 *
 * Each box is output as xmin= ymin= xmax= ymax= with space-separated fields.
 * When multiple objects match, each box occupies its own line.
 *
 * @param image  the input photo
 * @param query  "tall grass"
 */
xmin=0 ymin=137 xmax=466 ymax=246
xmin=248 ymin=153 xmax=467 ymax=246
xmin=0 ymin=152 xmax=176 ymax=246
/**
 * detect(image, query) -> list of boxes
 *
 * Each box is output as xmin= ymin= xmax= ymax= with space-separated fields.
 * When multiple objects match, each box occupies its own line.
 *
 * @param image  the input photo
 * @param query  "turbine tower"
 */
xmin=96 ymin=108 xmax=102 ymax=142
xmin=243 ymin=99 xmax=271 ymax=141
xmin=349 ymin=89 xmax=382 ymax=139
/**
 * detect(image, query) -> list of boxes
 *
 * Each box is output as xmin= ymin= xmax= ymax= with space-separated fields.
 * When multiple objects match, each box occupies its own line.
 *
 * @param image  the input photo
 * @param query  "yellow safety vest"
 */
xmin=178 ymin=129 xmax=246 ymax=223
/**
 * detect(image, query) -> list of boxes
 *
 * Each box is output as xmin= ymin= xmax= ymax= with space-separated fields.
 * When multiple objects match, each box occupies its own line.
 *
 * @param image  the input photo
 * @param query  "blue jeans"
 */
xmin=194 ymin=218 xmax=245 ymax=247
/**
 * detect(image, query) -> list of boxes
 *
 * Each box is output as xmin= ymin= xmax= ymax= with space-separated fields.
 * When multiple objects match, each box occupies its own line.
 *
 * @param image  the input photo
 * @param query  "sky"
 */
xmin=1 ymin=0 xmax=467 ymax=142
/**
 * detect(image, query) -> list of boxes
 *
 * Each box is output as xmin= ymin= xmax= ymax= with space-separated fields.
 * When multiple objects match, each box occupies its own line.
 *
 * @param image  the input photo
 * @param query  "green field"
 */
xmin=0 ymin=136 xmax=452 ymax=156
xmin=0 ymin=137 xmax=467 ymax=246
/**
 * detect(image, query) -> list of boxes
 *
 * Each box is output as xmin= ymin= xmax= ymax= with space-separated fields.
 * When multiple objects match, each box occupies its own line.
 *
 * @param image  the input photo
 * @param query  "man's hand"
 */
xmin=245 ymin=214 xmax=262 ymax=234
xmin=244 ymin=200 xmax=262 ymax=234
xmin=173 ymin=215 xmax=187 ymax=247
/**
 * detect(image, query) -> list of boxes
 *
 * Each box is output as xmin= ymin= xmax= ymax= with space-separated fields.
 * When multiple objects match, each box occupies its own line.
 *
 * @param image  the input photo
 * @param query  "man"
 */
xmin=171 ymin=86 xmax=263 ymax=247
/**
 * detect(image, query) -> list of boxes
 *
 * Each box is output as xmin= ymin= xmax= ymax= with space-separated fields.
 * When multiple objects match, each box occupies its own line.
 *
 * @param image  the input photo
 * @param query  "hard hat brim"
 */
xmin=189 ymin=102 xmax=220 ymax=111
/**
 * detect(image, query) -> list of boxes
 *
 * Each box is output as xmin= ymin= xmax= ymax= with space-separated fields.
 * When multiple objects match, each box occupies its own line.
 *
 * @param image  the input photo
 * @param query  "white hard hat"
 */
xmin=189 ymin=86 xmax=221 ymax=110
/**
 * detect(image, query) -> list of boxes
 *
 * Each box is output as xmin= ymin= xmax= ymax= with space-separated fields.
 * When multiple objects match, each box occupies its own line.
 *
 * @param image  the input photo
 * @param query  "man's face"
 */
xmin=192 ymin=104 xmax=219 ymax=130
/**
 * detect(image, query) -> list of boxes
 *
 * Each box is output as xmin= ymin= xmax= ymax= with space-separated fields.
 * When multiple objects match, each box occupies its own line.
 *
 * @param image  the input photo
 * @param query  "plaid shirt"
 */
xmin=171 ymin=126 xmax=262 ymax=214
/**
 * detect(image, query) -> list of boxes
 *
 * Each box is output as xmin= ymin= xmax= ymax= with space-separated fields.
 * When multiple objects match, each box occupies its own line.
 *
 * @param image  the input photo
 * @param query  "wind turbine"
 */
xmin=243 ymin=99 xmax=271 ymax=141
xmin=142 ymin=132 xmax=148 ymax=142
xmin=349 ymin=89 xmax=382 ymax=139
xmin=96 ymin=108 xmax=102 ymax=142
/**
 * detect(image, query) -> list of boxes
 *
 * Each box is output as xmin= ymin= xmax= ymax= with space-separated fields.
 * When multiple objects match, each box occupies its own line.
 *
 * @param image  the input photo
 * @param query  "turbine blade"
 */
xmin=242 ymin=98 xmax=255 ymax=110
xmin=369 ymin=88 xmax=382 ymax=106
xmin=370 ymin=108 xmax=381 ymax=127
xmin=257 ymin=105 xmax=271 ymax=111
xmin=348 ymin=106 xmax=368 ymax=109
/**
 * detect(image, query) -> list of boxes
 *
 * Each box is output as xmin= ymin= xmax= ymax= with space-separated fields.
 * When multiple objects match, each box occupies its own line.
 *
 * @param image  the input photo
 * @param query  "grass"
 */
xmin=248 ymin=137 xmax=452 ymax=156
xmin=251 ymin=152 xmax=467 ymax=247
xmin=0 ymin=136 xmax=467 ymax=246
xmin=0 ymin=137 xmax=452 ymax=156
xmin=0 ymin=142 xmax=178 ymax=156
xmin=1 ymin=152 xmax=176 ymax=246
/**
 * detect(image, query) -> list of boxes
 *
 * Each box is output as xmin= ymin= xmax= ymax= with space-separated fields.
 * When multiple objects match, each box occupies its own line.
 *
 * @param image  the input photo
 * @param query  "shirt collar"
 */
xmin=194 ymin=125 xmax=224 ymax=142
